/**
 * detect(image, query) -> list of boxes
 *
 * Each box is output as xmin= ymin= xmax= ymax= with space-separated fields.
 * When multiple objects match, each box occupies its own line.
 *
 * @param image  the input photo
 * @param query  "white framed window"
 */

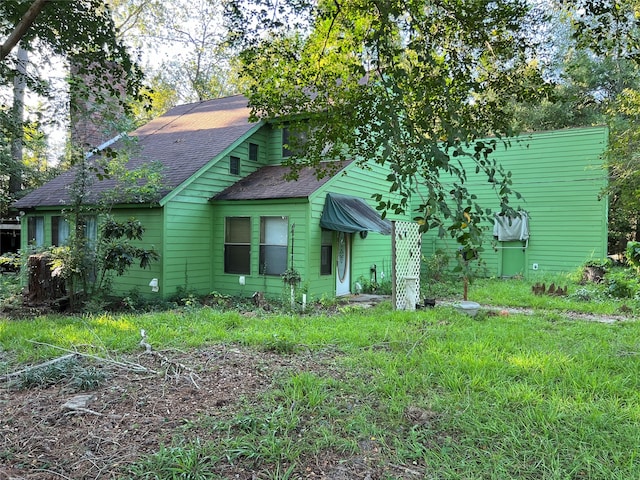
xmin=259 ymin=216 xmax=288 ymax=275
xmin=224 ymin=217 xmax=251 ymax=274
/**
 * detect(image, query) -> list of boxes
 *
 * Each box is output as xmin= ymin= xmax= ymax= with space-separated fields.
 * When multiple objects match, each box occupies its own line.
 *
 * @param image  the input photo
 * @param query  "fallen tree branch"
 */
xmin=26 ymin=340 xmax=157 ymax=374
xmin=139 ymin=329 xmax=200 ymax=389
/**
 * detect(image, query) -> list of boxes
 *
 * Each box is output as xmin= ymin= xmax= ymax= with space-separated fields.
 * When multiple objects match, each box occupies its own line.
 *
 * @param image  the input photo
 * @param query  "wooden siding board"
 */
xmin=93 ymin=208 xmax=164 ymax=296
xmin=211 ymin=201 xmax=308 ymax=298
xmin=162 ymin=201 xmax=213 ymax=296
xmin=419 ymin=127 xmax=608 ymax=278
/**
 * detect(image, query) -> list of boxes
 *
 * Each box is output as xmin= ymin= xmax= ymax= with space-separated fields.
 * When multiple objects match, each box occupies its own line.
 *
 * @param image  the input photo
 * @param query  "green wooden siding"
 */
xmin=419 ymin=127 xmax=608 ymax=279
xmin=162 ymin=201 xmax=212 ymax=296
xmin=211 ymin=200 xmax=309 ymax=298
xmin=19 ymin=207 xmax=164 ymax=296
xmin=266 ymin=123 xmax=285 ymax=165
xmin=107 ymin=207 xmax=164 ymax=295
xmin=310 ymin=161 xmax=411 ymax=296
xmin=160 ymin=126 xmax=273 ymax=297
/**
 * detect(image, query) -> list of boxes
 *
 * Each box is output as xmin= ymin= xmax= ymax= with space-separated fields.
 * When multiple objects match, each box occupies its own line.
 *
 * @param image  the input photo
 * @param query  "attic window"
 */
xmin=230 ymin=156 xmax=240 ymax=175
xmin=282 ymin=126 xmax=308 ymax=158
xmin=249 ymin=143 xmax=259 ymax=161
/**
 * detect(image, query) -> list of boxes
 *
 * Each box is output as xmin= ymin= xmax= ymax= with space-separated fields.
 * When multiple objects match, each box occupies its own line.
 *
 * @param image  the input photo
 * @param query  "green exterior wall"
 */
xmin=107 ymin=207 xmax=164 ymax=295
xmin=211 ymin=199 xmax=309 ymax=299
xmin=207 ymin=160 xmax=409 ymax=301
xmin=18 ymin=206 xmax=164 ymax=296
xmin=18 ymin=123 xmax=607 ymax=301
xmin=159 ymin=125 xmax=271 ymax=297
xmin=309 ymin=161 xmax=406 ymax=294
xmin=419 ymin=126 xmax=609 ymax=279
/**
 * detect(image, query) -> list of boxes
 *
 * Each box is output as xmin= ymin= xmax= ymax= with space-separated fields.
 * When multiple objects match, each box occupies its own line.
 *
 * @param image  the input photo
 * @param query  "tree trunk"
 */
xmin=9 ymin=46 xmax=27 ymax=195
xmin=0 ymin=0 xmax=50 ymax=60
xmin=582 ymin=266 xmax=605 ymax=284
xmin=27 ymin=253 xmax=66 ymax=304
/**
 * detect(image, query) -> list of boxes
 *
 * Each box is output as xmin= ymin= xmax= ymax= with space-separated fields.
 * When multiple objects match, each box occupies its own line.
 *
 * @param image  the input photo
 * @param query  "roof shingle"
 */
xmin=211 ymin=161 xmax=352 ymax=201
xmin=14 ymin=95 xmax=256 ymax=209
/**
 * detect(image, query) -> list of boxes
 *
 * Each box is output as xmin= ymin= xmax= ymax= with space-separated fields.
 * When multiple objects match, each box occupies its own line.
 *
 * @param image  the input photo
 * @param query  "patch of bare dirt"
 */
xmin=0 ymin=345 xmax=423 ymax=480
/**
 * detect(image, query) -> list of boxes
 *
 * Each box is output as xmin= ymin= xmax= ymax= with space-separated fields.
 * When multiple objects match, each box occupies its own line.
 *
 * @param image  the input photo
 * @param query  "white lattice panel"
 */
xmin=392 ymin=221 xmax=422 ymax=310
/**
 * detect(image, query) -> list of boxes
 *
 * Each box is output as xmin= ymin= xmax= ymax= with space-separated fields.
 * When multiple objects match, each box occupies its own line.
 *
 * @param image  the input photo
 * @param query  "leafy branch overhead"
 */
xmin=0 ymin=0 xmax=147 ymax=109
xmin=229 ymin=0 xmax=551 ymax=252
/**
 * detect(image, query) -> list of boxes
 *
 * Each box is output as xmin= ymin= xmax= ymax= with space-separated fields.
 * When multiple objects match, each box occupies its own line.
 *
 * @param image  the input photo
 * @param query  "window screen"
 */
xmin=259 ymin=216 xmax=288 ymax=275
xmin=224 ymin=217 xmax=251 ymax=274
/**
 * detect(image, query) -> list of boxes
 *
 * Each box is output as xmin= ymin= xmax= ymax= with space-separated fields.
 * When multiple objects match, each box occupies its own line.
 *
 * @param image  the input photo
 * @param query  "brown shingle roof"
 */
xmin=13 ymin=95 xmax=256 ymax=209
xmin=211 ymin=161 xmax=352 ymax=201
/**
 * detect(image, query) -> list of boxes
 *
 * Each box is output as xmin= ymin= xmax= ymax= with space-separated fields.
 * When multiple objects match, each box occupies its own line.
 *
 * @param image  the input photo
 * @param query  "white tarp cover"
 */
xmin=493 ymin=212 xmax=529 ymax=241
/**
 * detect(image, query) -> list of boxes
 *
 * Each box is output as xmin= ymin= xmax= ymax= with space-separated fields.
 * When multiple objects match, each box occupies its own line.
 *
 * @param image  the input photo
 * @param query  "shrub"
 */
xmin=605 ymin=270 xmax=640 ymax=299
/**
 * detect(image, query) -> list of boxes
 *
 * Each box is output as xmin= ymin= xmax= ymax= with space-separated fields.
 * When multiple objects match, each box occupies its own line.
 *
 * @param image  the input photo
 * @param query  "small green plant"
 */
xmin=423 ymin=249 xmax=451 ymax=282
xmin=206 ymin=291 xmax=231 ymax=306
xmin=126 ymin=439 xmax=219 ymax=479
xmin=0 ymin=252 xmax=21 ymax=272
xmin=16 ymin=359 xmax=78 ymax=389
xmin=356 ymin=275 xmax=392 ymax=295
xmin=626 ymin=241 xmax=640 ymax=272
xmin=605 ymin=270 xmax=640 ymax=299
xmin=15 ymin=358 xmax=107 ymax=391
xmin=262 ymin=334 xmax=298 ymax=355
xmin=0 ymin=273 xmax=22 ymax=312
xmin=281 ymin=268 xmax=301 ymax=286
xmin=71 ymin=366 xmax=107 ymax=391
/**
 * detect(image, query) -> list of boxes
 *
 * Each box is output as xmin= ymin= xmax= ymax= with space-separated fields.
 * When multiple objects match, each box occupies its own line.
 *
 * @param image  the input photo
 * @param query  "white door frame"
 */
xmin=336 ymin=231 xmax=351 ymax=296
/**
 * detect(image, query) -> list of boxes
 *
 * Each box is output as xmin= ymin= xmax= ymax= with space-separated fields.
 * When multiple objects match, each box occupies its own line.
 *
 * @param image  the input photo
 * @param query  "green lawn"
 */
xmin=2 ymin=277 xmax=640 ymax=478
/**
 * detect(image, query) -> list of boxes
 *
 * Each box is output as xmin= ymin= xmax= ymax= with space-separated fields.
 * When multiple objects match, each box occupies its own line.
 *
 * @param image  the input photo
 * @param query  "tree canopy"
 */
xmin=228 ymin=0 xmax=552 ymax=252
xmin=0 ymin=0 xmax=147 ymax=216
xmin=1 ymin=0 xmax=145 ymax=109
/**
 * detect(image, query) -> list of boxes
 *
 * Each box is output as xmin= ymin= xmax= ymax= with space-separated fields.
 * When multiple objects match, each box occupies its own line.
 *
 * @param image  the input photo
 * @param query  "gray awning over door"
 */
xmin=319 ymin=193 xmax=392 ymax=235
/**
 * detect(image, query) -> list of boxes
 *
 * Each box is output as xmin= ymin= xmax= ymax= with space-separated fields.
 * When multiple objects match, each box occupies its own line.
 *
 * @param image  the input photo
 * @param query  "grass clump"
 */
xmin=125 ymin=439 xmax=220 ymax=479
xmin=14 ymin=357 xmax=107 ymax=391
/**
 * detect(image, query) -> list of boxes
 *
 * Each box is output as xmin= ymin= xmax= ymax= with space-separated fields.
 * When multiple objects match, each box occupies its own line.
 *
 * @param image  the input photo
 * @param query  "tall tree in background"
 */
xmin=155 ymin=0 xmax=236 ymax=102
xmin=0 ymin=0 xmax=146 ymax=216
xmin=110 ymin=0 xmax=238 ymax=106
xmin=513 ymin=1 xmax=640 ymax=254
xmin=228 ymin=0 xmax=551 ymax=253
xmin=575 ymin=0 xmax=640 ymax=254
